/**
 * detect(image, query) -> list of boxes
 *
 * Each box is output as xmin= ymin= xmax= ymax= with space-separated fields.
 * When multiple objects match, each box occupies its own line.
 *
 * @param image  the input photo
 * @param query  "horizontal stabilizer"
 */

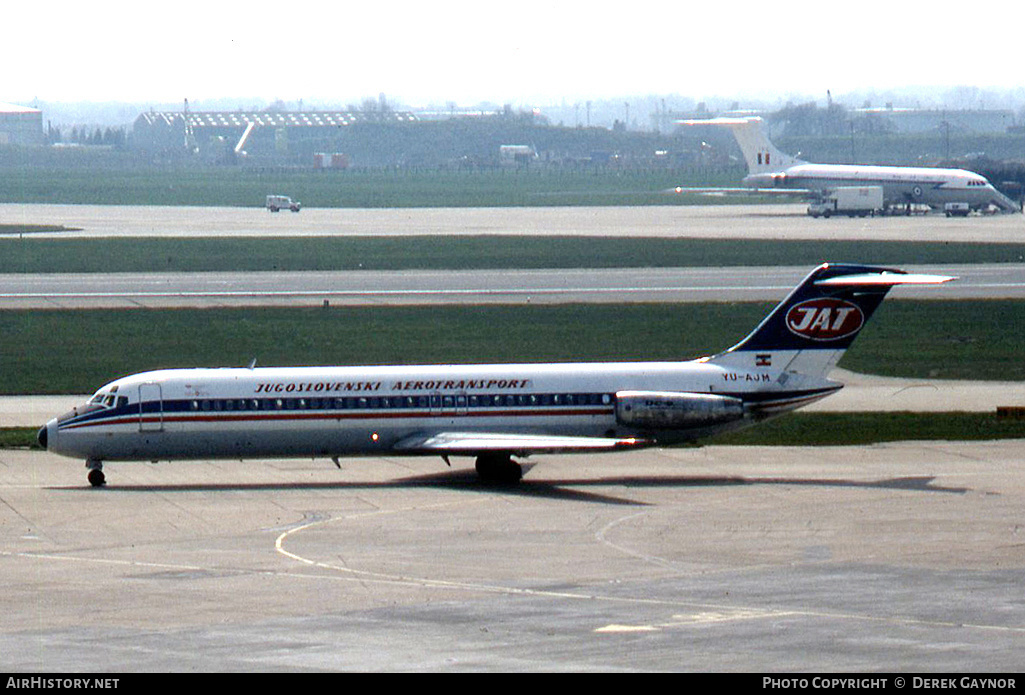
xmin=394 ymin=431 xmax=649 ymax=456
xmin=815 ymin=272 xmax=956 ymax=287
xmin=677 ymin=116 xmax=804 ymax=173
xmin=676 ymin=117 xmax=764 ymax=126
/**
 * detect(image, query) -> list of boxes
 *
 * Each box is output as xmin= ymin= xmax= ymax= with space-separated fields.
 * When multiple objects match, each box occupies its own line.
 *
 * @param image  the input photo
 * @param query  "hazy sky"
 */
xmin=9 ymin=1 xmax=1025 ymax=107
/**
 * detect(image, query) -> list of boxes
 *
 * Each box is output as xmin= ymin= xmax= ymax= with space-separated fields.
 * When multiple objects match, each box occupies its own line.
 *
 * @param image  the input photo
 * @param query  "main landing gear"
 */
xmin=474 ymin=454 xmax=523 ymax=484
xmin=86 ymin=460 xmax=106 ymax=487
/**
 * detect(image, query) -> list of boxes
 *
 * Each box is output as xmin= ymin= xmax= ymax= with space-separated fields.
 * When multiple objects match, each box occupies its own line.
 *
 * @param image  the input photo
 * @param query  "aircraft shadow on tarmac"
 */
xmin=51 ymin=467 xmax=968 ymax=506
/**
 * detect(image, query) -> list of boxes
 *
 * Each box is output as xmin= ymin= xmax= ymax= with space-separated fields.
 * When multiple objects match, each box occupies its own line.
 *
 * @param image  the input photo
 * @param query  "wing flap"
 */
xmin=393 ymin=431 xmax=650 ymax=456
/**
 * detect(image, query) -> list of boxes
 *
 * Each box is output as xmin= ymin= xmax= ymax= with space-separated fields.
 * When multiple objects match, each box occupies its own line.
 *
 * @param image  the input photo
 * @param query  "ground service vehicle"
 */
xmin=808 ymin=186 xmax=883 ymax=218
xmin=266 ymin=195 xmax=301 ymax=212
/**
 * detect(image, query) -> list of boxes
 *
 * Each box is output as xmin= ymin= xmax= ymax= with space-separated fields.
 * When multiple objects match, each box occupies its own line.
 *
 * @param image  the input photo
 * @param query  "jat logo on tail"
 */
xmin=785 ymin=298 xmax=864 ymax=341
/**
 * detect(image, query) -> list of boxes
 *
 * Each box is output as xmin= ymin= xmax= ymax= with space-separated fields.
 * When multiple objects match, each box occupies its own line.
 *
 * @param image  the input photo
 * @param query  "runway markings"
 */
xmin=594 ymin=510 xmax=677 ymax=569
xmin=593 ymin=606 xmax=1025 ymax=636
xmin=2 ymin=266 xmax=1022 ymax=308
xmin=0 ymin=284 xmax=791 ymax=302
xmin=7 ymin=505 xmax=1025 ymax=642
xmin=595 ymin=608 xmax=794 ymax=633
xmin=6 ymin=281 xmax=1024 ymax=302
xmin=272 ymin=503 xmax=1025 ymax=638
xmin=0 ymin=548 xmax=216 ymax=575
xmin=274 ymin=503 xmax=758 ymax=603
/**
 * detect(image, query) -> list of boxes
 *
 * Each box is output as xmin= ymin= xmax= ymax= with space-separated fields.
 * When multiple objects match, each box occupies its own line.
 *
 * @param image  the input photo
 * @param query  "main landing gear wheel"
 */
xmin=475 ymin=454 xmax=523 ymax=484
xmin=86 ymin=461 xmax=106 ymax=487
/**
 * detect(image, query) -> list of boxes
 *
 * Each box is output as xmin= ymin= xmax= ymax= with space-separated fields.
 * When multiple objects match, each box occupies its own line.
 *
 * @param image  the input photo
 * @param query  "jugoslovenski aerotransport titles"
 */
xmin=38 ymin=263 xmax=954 ymax=487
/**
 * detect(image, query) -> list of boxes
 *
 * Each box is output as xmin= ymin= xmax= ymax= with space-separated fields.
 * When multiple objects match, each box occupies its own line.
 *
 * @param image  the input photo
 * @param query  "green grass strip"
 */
xmin=0 ymin=236 xmax=1022 ymax=273
xmin=0 ymin=168 xmax=738 ymax=208
xmin=712 ymin=412 xmax=1025 ymax=446
xmin=0 ymin=225 xmax=78 ymax=235
xmin=0 ymin=428 xmax=41 ymax=449
xmin=0 ymin=300 xmax=1021 ymax=394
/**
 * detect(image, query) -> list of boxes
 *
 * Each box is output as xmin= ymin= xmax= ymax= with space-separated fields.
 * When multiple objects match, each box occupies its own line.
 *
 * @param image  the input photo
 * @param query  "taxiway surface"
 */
xmin=3 ymin=442 xmax=1024 ymax=671
xmin=2 ymin=263 xmax=1024 ymax=309
xmin=2 ymin=202 xmax=1023 ymax=241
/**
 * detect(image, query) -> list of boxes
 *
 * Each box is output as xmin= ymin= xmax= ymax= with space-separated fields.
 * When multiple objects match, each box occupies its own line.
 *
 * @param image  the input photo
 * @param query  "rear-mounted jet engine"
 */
xmin=615 ymin=391 xmax=745 ymax=429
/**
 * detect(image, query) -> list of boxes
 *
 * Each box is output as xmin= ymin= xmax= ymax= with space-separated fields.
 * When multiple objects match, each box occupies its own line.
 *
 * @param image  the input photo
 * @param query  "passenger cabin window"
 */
xmin=178 ymin=392 xmax=617 ymax=415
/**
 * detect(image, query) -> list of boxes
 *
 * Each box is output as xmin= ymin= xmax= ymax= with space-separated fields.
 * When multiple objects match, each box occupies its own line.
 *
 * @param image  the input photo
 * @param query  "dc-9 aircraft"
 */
xmin=38 ymin=263 xmax=953 ymax=487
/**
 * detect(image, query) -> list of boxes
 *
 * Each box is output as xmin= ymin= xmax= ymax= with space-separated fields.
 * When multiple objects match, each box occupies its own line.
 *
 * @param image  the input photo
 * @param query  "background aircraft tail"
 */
xmin=707 ymin=263 xmax=954 ymax=379
xmin=681 ymin=116 xmax=804 ymax=174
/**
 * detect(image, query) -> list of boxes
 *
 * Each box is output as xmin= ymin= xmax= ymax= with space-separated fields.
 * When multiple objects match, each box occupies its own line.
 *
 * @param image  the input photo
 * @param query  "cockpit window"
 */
xmin=89 ymin=390 xmax=127 ymax=409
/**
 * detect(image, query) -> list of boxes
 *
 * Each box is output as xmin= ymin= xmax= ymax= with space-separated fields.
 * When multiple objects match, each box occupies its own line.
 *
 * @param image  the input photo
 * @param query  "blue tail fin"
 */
xmin=707 ymin=263 xmax=954 ymax=378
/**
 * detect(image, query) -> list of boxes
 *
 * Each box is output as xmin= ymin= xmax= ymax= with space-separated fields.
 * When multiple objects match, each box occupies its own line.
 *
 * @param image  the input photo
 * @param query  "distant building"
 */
xmin=853 ymin=107 xmax=1016 ymax=134
xmin=133 ymin=109 xmax=418 ymax=160
xmin=499 ymin=145 xmax=536 ymax=166
xmin=0 ymin=103 xmax=44 ymax=145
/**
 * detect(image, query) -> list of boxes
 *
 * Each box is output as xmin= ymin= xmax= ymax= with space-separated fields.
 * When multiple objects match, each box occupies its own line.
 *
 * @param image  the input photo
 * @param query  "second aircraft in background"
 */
xmin=678 ymin=116 xmax=1020 ymax=214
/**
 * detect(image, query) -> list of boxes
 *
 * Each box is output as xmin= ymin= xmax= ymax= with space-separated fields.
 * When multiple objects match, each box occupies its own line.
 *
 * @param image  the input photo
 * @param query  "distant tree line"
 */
xmin=47 ymin=124 xmax=127 ymax=148
xmin=770 ymin=101 xmax=897 ymax=137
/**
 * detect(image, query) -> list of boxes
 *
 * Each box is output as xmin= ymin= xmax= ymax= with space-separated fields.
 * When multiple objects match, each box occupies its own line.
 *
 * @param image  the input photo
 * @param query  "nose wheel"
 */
xmin=86 ymin=461 xmax=106 ymax=487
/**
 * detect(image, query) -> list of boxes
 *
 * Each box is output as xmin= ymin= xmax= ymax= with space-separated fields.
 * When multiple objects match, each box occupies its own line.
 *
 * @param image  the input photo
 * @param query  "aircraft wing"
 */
xmin=669 ymin=186 xmax=815 ymax=197
xmin=393 ymin=431 xmax=650 ymax=457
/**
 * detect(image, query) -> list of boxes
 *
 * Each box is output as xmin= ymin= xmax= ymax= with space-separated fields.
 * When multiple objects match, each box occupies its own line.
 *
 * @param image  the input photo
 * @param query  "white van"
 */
xmin=266 ymin=195 xmax=301 ymax=212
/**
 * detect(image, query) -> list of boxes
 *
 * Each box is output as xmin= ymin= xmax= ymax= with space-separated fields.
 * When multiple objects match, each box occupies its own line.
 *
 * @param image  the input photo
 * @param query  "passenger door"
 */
xmin=139 ymin=383 xmax=164 ymax=432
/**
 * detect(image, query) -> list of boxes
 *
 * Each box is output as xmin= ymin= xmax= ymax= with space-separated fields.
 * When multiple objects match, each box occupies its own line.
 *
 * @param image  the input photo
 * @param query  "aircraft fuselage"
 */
xmin=744 ymin=163 xmax=1014 ymax=210
xmin=40 ymin=361 xmax=835 ymax=463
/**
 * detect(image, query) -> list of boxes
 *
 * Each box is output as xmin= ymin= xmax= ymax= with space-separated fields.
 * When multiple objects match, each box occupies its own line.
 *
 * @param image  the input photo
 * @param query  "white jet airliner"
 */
xmin=39 ymin=263 xmax=953 ymax=487
xmin=679 ymin=116 xmax=1020 ymax=213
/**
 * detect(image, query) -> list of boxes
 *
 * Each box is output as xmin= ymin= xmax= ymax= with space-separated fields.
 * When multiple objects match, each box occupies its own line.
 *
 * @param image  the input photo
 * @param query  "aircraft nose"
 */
xmin=37 ymin=423 xmax=48 ymax=449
